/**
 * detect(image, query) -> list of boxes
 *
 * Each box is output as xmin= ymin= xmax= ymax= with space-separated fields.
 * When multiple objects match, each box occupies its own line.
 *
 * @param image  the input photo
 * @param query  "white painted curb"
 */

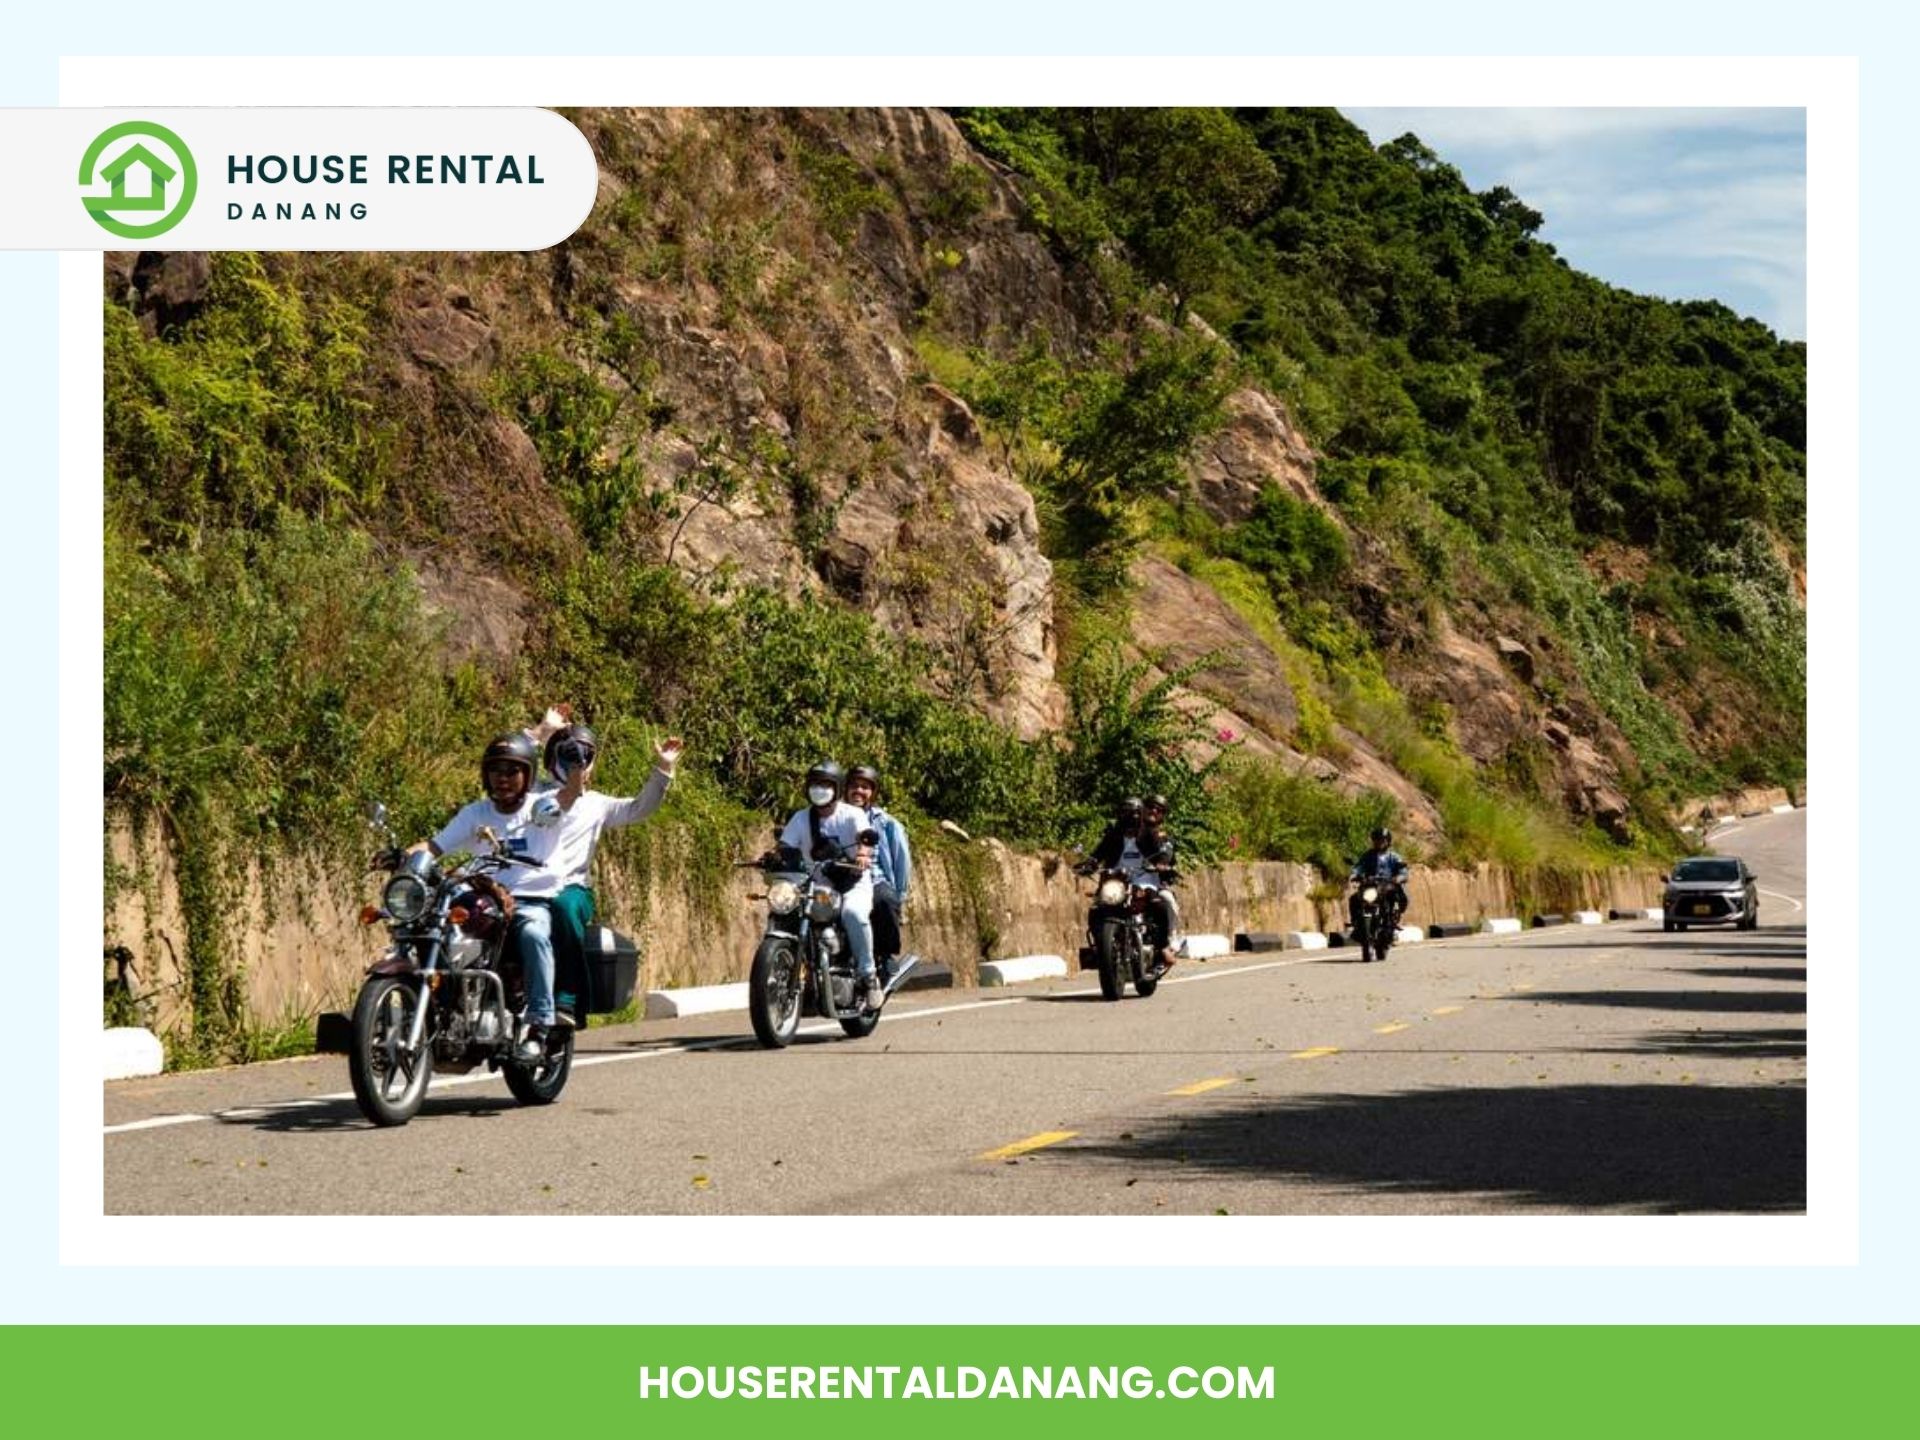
xmin=643 ymin=981 xmax=749 ymax=1020
xmin=1572 ymin=910 xmax=1604 ymax=925
xmin=980 ymin=955 xmax=1068 ymax=987
xmin=1480 ymin=917 xmax=1523 ymax=935
xmin=1282 ymin=931 xmax=1329 ymax=950
xmin=1394 ymin=926 xmax=1425 ymax=944
xmin=1620 ymin=907 xmax=1664 ymax=921
xmin=1770 ymin=802 xmax=1795 ymax=814
xmin=1177 ymin=933 xmax=1232 ymax=960
xmin=103 ymin=1026 xmax=164 ymax=1080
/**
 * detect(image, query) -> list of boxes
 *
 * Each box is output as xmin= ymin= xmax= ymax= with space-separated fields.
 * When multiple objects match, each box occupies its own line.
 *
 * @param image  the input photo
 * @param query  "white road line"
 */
xmin=1758 ymin=887 xmax=1806 ymax=913
xmin=100 ymin=923 xmax=1661 ymax=1138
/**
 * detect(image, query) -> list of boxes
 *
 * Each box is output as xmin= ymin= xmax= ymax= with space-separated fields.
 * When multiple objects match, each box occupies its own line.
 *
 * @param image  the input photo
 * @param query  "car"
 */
xmin=1662 ymin=855 xmax=1760 ymax=932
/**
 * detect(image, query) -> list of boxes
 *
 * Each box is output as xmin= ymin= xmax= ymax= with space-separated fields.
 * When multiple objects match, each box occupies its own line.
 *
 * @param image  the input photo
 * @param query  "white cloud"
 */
xmin=1338 ymin=107 xmax=1806 ymax=338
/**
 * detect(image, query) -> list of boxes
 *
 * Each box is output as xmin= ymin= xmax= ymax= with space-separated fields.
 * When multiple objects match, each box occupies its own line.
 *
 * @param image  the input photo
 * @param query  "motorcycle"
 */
xmin=345 ymin=805 xmax=575 ymax=1126
xmin=742 ymin=839 xmax=919 ymax=1048
xmin=1347 ymin=875 xmax=1404 ymax=964
xmin=1076 ymin=849 xmax=1174 ymax=1002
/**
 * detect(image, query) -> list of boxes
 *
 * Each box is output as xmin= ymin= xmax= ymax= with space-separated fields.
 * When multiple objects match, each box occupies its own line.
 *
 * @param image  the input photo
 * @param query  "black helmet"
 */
xmin=1118 ymin=796 xmax=1144 ymax=819
xmin=1145 ymin=793 xmax=1169 ymax=813
xmin=1370 ymin=826 xmax=1393 ymax=848
xmin=805 ymin=761 xmax=844 ymax=799
xmin=847 ymin=764 xmax=881 ymax=796
xmin=544 ymin=723 xmax=599 ymax=781
xmin=481 ymin=732 xmax=538 ymax=790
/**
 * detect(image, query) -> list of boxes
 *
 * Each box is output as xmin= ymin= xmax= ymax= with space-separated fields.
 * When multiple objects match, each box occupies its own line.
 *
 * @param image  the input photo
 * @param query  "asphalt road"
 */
xmin=104 ymin=809 xmax=1806 ymax=1215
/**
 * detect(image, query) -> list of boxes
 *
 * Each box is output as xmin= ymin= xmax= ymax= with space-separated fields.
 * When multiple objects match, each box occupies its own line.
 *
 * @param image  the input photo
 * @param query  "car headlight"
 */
xmin=1098 ymin=878 xmax=1127 ymax=906
xmin=766 ymin=879 xmax=801 ymax=915
xmin=807 ymin=887 xmax=841 ymax=923
xmin=1361 ymin=885 xmax=1379 ymax=904
xmin=382 ymin=873 xmax=432 ymax=924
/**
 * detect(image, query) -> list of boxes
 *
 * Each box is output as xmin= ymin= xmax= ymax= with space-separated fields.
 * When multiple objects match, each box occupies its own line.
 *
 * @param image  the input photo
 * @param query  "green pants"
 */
xmin=548 ymin=883 xmax=597 ymax=1022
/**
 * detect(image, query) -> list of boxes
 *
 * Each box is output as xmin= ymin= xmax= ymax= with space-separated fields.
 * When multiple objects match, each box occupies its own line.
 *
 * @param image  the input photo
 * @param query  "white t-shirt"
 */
xmin=778 ymin=802 xmax=874 ymax=899
xmin=433 ymin=794 xmax=544 ymax=870
xmin=433 ymin=767 xmax=672 ymax=899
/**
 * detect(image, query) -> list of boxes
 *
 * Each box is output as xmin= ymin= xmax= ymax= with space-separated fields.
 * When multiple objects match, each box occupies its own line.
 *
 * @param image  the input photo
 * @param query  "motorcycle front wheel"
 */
xmin=504 ymin=1025 xmax=574 ymax=1105
xmin=348 ymin=975 xmax=435 ymax=1127
xmin=1130 ymin=927 xmax=1160 ymax=997
xmin=750 ymin=936 xmax=804 ymax=1048
xmin=1096 ymin=919 xmax=1126 ymax=1001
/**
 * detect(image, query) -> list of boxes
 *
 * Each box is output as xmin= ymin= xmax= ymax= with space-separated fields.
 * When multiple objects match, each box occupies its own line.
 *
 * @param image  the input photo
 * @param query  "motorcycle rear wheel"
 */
xmin=839 ymin=1004 xmax=880 ymax=1039
xmin=348 ymin=975 xmax=435 ymax=1127
xmin=504 ymin=1026 xmax=574 ymax=1105
xmin=750 ymin=937 xmax=804 ymax=1048
xmin=1096 ymin=920 xmax=1126 ymax=1001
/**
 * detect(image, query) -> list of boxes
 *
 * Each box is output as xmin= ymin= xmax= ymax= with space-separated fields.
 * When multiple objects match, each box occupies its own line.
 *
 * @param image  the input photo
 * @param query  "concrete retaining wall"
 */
xmin=105 ymin=821 xmax=1664 ymax=1034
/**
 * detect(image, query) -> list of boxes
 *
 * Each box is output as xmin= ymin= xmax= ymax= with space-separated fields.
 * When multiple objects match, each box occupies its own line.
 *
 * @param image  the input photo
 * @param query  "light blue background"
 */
xmin=10 ymin=1 xmax=1901 ymax=1324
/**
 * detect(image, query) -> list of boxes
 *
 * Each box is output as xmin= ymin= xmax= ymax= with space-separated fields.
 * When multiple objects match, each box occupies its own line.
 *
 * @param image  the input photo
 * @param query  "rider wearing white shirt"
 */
xmin=777 ymin=761 xmax=882 ymax=1012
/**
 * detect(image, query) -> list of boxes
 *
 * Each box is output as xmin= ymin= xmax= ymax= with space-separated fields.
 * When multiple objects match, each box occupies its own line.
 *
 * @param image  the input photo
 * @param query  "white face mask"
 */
xmin=808 ymin=786 xmax=836 ymax=807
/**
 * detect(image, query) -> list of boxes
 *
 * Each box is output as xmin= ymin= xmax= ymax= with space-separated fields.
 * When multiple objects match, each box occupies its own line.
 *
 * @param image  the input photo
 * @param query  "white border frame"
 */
xmin=63 ymin=56 xmax=1857 ymax=1274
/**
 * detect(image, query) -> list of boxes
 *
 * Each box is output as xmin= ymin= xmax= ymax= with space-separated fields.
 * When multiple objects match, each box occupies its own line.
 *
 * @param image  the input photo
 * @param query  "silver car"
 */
xmin=1662 ymin=855 xmax=1760 ymax=932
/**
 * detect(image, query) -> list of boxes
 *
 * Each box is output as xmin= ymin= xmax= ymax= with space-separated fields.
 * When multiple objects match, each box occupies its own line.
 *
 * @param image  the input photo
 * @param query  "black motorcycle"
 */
xmin=346 ymin=806 xmax=577 ymax=1126
xmin=743 ymin=840 xmax=919 ymax=1048
xmin=1077 ymin=851 xmax=1173 ymax=1002
xmin=1347 ymin=876 xmax=1404 ymax=964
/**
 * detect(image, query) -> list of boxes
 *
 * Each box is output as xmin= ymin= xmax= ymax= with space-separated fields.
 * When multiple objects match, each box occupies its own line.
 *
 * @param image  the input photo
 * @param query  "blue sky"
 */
xmin=1341 ymin=108 xmax=1807 ymax=340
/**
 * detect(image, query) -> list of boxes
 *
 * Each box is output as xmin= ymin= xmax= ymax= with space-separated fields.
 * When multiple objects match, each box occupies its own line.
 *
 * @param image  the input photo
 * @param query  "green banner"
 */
xmin=4 ymin=1325 xmax=1912 ymax=1435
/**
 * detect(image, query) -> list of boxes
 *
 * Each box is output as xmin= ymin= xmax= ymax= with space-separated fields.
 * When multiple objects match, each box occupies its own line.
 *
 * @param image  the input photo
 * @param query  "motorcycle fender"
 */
xmin=365 ymin=951 xmax=417 ymax=978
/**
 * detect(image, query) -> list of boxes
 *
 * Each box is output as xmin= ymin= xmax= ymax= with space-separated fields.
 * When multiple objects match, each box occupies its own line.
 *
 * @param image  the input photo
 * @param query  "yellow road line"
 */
xmin=1168 ymin=1077 xmax=1238 ymax=1097
xmin=979 ymin=1130 xmax=1078 ymax=1161
xmin=1511 ymin=982 xmax=1536 ymax=992
xmin=1432 ymin=1005 xmax=1464 ymax=1016
xmin=1291 ymin=1046 xmax=1340 ymax=1060
xmin=1373 ymin=1022 xmax=1411 ymax=1035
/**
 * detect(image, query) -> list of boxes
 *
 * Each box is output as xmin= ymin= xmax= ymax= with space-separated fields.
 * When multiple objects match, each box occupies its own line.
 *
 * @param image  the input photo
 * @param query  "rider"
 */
xmin=1082 ymin=795 xmax=1182 ymax=970
xmin=1348 ymin=826 xmax=1411 ymax=937
xmin=845 ymin=764 xmax=911 ymax=984
xmin=422 ymin=726 xmax=678 ymax=1061
xmin=778 ymin=762 xmax=882 ymax=1013
xmin=530 ymin=721 xmax=682 ymax=1037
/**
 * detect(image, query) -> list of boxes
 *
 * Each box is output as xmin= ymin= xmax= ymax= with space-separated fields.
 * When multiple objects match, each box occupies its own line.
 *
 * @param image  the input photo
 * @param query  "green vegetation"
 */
xmin=959 ymin=107 xmax=1806 ymax=795
xmin=102 ymin=108 xmax=1805 ymax=1059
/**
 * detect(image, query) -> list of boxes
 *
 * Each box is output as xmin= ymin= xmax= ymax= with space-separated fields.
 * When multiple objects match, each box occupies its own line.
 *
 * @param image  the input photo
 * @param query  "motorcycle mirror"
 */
xmin=477 ymin=825 xmax=500 ymax=848
xmin=367 ymin=802 xmax=389 ymax=829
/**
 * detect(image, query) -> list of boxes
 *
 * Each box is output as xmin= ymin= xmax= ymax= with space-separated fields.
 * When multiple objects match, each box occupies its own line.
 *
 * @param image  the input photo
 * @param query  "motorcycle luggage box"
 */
xmin=586 ymin=927 xmax=640 ymax=1014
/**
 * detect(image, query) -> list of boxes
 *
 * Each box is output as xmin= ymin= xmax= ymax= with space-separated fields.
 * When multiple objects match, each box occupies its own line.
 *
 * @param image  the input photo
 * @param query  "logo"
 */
xmin=78 ymin=120 xmax=198 ymax=239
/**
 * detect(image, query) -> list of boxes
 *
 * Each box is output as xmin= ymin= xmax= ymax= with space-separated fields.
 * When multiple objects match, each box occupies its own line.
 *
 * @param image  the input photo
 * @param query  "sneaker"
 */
xmin=514 ymin=1024 xmax=550 ymax=1063
xmin=864 ymin=977 xmax=885 ymax=1012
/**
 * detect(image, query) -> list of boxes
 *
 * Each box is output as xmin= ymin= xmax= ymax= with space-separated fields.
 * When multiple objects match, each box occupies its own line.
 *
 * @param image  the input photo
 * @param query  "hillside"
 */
xmin=102 ymin=107 xmax=1805 ymax=1061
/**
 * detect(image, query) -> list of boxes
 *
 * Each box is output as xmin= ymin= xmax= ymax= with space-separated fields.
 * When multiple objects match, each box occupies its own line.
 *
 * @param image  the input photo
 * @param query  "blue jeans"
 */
xmin=512 ymin=901 xmax=556 ymax=1026
xmin=839 ymin=886 xmax=876 ymax=982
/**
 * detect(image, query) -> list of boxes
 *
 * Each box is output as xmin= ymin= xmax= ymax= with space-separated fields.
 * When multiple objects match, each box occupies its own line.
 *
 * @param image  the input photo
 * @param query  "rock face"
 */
xmin=1189 ymin=387 xmax=1323 ymax=522
xmin=1494 ymin=635 xmax=1537 ymax=685
xmin=394 ymin=282 xmax=496 ymax=373
xmin=1129 ymin=555 xmax=1299 ymax=741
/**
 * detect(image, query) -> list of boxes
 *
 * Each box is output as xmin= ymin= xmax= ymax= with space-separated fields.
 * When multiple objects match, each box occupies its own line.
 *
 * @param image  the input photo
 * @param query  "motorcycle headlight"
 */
xmin=383 ymin=872 xmax=432 ymax=924
xmin=767 ymin=879 xmax=801 ymax=915
xmin=1361 ymin=885 xmax=1379 ymax=904
xmin=1098 ymin=878 xmax=1127 ymax=906
xmin=807 ymin=887 xmax=841 ymax=923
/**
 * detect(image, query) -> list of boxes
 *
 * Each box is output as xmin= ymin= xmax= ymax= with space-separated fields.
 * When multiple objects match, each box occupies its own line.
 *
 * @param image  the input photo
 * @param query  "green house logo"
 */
xmin=78 ymin=121 xmax=197 ymax=239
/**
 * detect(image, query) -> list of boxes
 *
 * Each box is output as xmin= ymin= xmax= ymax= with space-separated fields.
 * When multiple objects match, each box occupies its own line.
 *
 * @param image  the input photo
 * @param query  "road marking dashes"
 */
xmin=979 ymin=1130 xmax=1077 ymax=1161
xmin=1290 ymin=1046 xmax=1339 ymax=1060
xmin=1167 ymin=1077 xmax=1236 ymax=1096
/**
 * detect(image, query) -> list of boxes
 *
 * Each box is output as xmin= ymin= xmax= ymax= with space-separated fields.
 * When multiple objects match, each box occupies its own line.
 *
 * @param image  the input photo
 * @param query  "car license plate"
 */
xmin=1690 ymin=903 xmax=1711 ymax=916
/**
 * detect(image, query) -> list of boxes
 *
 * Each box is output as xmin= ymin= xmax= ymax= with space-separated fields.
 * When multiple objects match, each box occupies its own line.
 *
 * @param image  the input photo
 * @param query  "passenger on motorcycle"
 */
xmin=529 ymin=721 xmax=681 ymax=1044
xmin=1348 ymin=827 xmax=1410 ymax=935
xmin=1081 ymin=795 xmax=1183 ymax=970
xmin=778 ymin=761 xmax=883 ymax=1012
xmin=419 ymin=727 xmax=678 ymax=1061
xmin=845 ymin=764 xmax=911 ymax=984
